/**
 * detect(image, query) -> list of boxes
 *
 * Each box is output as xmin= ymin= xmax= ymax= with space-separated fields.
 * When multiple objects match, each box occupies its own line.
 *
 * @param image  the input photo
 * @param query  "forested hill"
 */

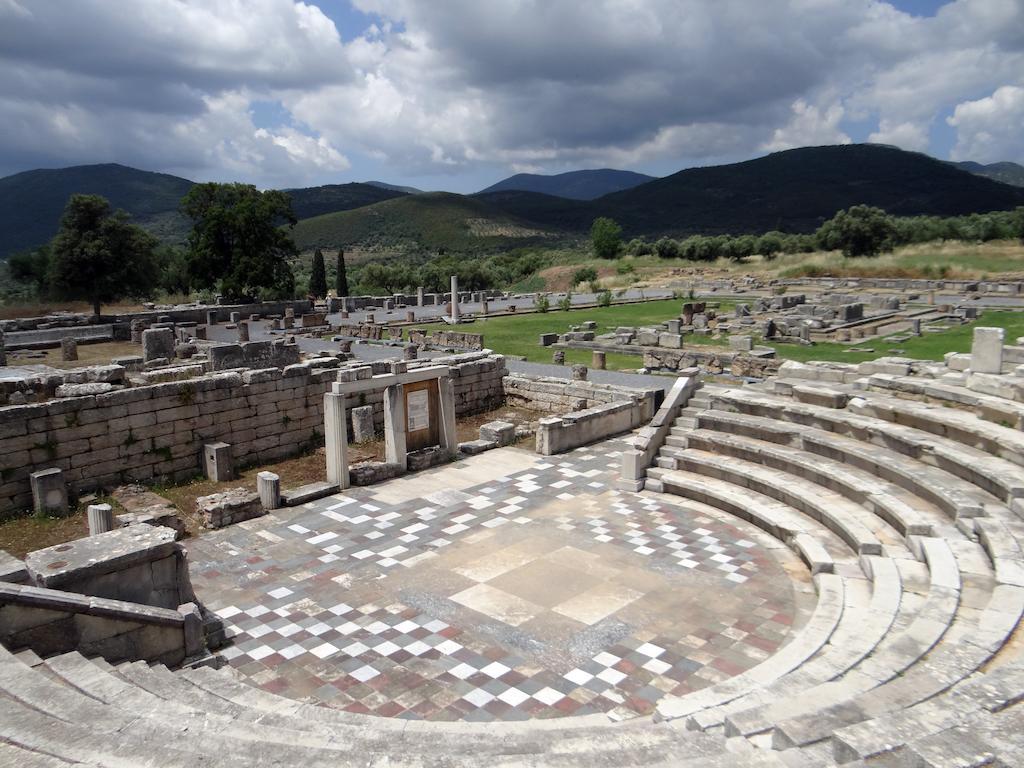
xmin=0 ymin=163 xmax=195 ymax=258
xmin=478 ymin=168 xmax=655 ymax=200
xmin=479 ymin=144 xmax=1024 ymax=238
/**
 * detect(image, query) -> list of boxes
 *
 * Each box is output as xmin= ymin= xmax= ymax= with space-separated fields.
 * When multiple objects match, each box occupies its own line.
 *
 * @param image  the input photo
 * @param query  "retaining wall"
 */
xmin=0 ymin=353 xmax=507 ymax=517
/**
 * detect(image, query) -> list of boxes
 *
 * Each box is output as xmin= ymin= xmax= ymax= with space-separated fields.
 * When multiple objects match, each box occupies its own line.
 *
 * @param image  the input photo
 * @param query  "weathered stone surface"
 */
xmin=87 ymin=503 xmax=115 ymax=535
xmin=142 ymin=328 xmax=175 ymax=363
xmin=349 ymin=461 xmax=404 ymax=486
xmin=29 ymin=468 xmax=68 ymax=517
xmin=203 ymin=442 xmax=234 ymax=483
xmin=257 ymin=471 xmax=281 ymax=510
xmin=55 ymin=382 xmax=117 ymax=397
xmin=480 ymin=420 xmax=516 ymax=447
xmin=196 ymin=487 xmax=263 ymax=529
xmin=972 ymin=326 xmax=1004 ymax=374
xmin=459 ymin=439 xmax=497 ymax=455
xmin=352 ymin=405 xmax=375 ymax=443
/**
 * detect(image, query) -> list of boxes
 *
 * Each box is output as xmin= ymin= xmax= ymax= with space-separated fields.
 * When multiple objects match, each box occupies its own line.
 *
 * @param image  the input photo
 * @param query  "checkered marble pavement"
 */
xmin=188 ymin=438 xmax=809 ymax=722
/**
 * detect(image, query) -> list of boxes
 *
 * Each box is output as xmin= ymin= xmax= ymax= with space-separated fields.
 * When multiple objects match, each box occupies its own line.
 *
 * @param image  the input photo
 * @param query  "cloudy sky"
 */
xmin=1 ymin=0 xmax=1022 ymax=192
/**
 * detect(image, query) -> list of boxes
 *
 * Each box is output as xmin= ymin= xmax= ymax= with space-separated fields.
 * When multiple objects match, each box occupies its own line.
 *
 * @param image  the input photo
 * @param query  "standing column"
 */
xmin=324 ymin=392 xmax=350 ymax=489
xmin=438 ymin=376 xmax=458 ymax=457
xmin=417 ymin=286 xmax=425 ymax=307
xmin=384 ymin=384 xmax=407 ymax=468
xmin=450 ymin=275 xmax=460 ymax=324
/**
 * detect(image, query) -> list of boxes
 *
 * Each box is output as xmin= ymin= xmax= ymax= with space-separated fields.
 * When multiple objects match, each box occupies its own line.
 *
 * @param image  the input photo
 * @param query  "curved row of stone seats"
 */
xmin=649 ymin=381 xmax=1024 ymax=762
xmin=662 ymin=448 xmax=892 ymax=557
xmin=865 ymin=371 xmax=1024 ymax=430
xmin=673 ymin=425 xmax=935 ymax=538
xmin=643 ymin=466 xmax=920 ymax=735
xmin=701 ymin=388 xmax=1012 ymax=523
xmin=829 ymin=656 xmax=1024 ymax=763
xmin=0 ymin=640 xmax=798 ymax=767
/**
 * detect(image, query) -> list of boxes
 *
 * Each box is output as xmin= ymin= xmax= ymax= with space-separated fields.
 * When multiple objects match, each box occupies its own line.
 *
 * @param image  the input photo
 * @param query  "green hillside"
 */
xmin=290 ymin=192 xmax=558 ymax=253
xmin=482 ymin=144 xmax=1024 ymax=237
xmin=952 ymin=160 xmax=1024 ymax=188
xmin=285 ymin=182 xmax=407 ymax=220
xmin=478 ymin=168 xmax=655 ymax=200
xmin=0 ymin=163 xmax=195 ymax=258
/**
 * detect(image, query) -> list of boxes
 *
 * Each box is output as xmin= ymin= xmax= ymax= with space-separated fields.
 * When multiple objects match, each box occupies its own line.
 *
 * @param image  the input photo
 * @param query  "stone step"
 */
xmin=705 ymin=388 xmax=1009 ymax=523
xmin=0 ymin=741 xmax=75 ymax=767
xmin=829 ymin=658 xmax=1024 ymax=763
xmin=676 ymin=424 xmax=936 ymax=538
xmin=670 ymin=448 xmax=889 ymax=558
xmin=865 ymin=372 xmax=1024 ymax=430
xmin=656 ymin=573 xmax=846 ymax=724
xmin=722 ymin=537 xmax=964 ymax=740
xmin=687 ymin=557 xmax=903 ymax=733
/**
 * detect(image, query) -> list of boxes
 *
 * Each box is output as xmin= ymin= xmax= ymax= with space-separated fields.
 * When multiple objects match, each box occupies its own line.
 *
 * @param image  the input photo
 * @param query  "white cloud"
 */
xmin=2 ymin=0 xmax=1024 ymax=185
xmin=948 ymin=84 xmax=1024 ymax=163
xmin=761 ymin=100 xmax=852 ymax=152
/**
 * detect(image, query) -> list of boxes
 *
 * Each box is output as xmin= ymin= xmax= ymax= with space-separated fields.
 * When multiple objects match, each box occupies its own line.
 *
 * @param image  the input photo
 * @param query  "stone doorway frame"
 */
xmin=323 ymin=363 xmax=457 ymax=490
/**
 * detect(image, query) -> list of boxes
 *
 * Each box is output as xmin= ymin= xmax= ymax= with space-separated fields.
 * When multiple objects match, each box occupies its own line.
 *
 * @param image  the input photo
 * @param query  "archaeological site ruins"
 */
xmin=2 ymin=276 xmax=1024 ymax=766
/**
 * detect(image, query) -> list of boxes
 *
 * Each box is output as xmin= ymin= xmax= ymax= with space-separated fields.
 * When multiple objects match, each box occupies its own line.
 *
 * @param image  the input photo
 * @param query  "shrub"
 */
xmin=558 ymin=291 xmax=573 ymax=311
xmin=536 ymin=293 xmax=550 ymax=313
xmin=598 ymin=290 xmax=612 ymax=307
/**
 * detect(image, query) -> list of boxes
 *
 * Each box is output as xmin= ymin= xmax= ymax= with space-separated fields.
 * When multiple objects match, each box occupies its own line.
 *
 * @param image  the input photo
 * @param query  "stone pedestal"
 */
xmin=87 ymin=503 xmax=115 ymax=535
xmin=540 ymin=334 xmax=558 ymax=346
xmin=417 ymin=286 xmax=424 ymax=307
xmin=285 ymin=307 xmax=295 ymax=319
xmin=571 ymin=364 xmax=588 ymax=381
xmin=384 ymin=384 xmax=407 ymax=466
xmin=206 ymin=310 xmax=218 ymax=325
xmin=229 ymin=312 xmax=241 ymax=324
xmin=142 ymin=328 xmax=175 ymax=362
xmin=30 ymin=469 xmax=68 ymax=517
xmin=195 ymin=326 xmax=208 ymax=341
xmin=481 ymin=299 xmax=488 ymax=315
xmin=257 ymin=472 xmax=281 ymax=510
xmin=406 ymin=310 xmax=415 ymax=323
xmin=618 ymin=449 xmax=645 ymax=492
xmin=237 ymin=321 xmax=249 ymax=342
xmin=60 ymin=337 xmax=78 ymax=361
xmin=729 ymin=335 xmax=753 ymax=352
xmin=283 ymin=316 xmax=294 ymax=329
xmin=366 ymin=313 xmax=375 ymax=325
xmin=203 ymin=442 xmax=235 ymax=482
xmin=553 ymin=350 xmax=565 ymax=365
xmin=972 ymin=327 xmax=1004 ymax=373
xmin=911 ymin=318 xmax=922 ymax=336
xmin=352 ymin=405 xmax=375 ymax=443
xmin=592 ymin=351 xmax=606 ymax=370
xmin=404 ymin=344 xmax=418 ymax=360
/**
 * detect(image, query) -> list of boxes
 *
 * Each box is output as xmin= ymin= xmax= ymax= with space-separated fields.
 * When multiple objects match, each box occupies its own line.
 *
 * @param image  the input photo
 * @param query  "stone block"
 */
xmin=592 ymin=350 xmax=607 ymax=369
xmin=142 ymin=328 xmax=175 ymax=363
xmin=552 ymin=350 xmax=565 ymax=365
xmin=480 ymin=420 xmax=515 ymax=447
xmin=658 ymin=333 xmax=683 ymax=349
xmin=539 ymin=333 xmax=559 ymax=346
xmin=971 ymin=326 xmax=1004 ymax=374
xmin=352 ymin=405 xmax=375 ymax=443
xmin=729 ymin=335 xmax=753 ymax=352
xmin=196 ymin=488 xmax=263 ymax=529
xmin=60 ymin=337 xmax=78 ymax=361
xmin=571 ymin=364 xmax=588 ymax=381
xmin=203 ymin=442 xmax=234 ymax=482
xmin=459 ymin=439 xmax=497 ymax=455
xmin=30 ymin=468 xmax=68 ymax=517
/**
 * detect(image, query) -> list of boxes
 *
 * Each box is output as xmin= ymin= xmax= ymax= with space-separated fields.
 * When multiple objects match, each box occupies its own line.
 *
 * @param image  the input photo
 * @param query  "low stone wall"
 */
xmin=0 ymin=353 xmax=507 ymax=517
xmin=643 ymin=347 xmax=782 ymax=378
xmin=0 ymin=581 xmax=200 ymax=666
xmin=503 ymin=374 xmax=660 ymax=419
xmin=536 ymin=401 xmax=641 ymax=455
xmin=408 ymin=329 xmax=485 ymax=351
xmin=208 ymin=339 xmax=301 ymax=371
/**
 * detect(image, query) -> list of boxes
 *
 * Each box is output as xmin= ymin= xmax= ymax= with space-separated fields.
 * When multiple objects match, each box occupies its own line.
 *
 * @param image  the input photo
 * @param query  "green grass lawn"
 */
xmin=461 ymin=299 xmax=1024 ymax=371
xmin=460 ymin=297 xmax=732 ymax=370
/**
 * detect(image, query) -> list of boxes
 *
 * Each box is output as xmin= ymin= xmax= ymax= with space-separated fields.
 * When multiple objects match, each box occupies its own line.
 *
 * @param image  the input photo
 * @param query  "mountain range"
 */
xmin=2 ymin=145 xmax=1023 ymax=260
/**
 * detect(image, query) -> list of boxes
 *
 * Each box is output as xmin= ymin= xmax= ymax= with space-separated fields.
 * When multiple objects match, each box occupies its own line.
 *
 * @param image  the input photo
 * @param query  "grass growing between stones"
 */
xmin=461 ymin=297 xmax=734 ymax=371
xmin=768 ymin=310 xmax=1024 ymax=365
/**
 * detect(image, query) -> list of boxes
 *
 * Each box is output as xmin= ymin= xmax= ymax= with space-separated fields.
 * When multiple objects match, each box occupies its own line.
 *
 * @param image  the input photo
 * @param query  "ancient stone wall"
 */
xmin=407 ymin=329 xmax=485 ymax=351
xmin=643 ymin=347 xmax=783 ymax=378
xmin=0 ymin=354 xmax=507 ymax=517
xmin=503 ymin=374 xmax=659 ymax=420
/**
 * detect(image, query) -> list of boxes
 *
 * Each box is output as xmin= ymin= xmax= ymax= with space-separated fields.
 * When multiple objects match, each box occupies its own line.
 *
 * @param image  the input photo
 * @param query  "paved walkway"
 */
xmin=188 ymin=436 xmax=811 ymax=722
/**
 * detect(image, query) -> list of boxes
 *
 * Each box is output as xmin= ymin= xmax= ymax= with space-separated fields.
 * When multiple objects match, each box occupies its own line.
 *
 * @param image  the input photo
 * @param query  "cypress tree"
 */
xmin=336 ymin=248 xmax=349 ymax=297
xmin=309 ymin=248 xmax=327 ymax=298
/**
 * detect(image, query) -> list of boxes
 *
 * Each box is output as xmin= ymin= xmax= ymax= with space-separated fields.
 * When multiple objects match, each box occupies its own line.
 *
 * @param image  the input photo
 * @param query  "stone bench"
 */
xmin=680 ymin=425 xmax=934 ymax=538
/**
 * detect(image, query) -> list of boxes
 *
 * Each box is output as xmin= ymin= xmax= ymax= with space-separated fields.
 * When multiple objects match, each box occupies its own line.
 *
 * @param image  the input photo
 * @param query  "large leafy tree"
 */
xmin=817 ymin=205 xmax=897 ymax=257
xmin=309 ymin=247 xmax=328 ymax=298
xmin=49 ymin=194 xmax=159 ymax=316
xmin=336 ymin=248 xmax=349 ymax=297
xmin=591 ymin=217 xmax=623 ymax=259
xmin=182 ymin=183 xmax=297 ymax=300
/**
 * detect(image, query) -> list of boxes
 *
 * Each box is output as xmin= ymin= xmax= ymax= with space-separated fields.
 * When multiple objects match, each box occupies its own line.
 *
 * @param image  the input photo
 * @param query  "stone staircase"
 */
xmin=647 ymin=379 xmax=1024 ymax=765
